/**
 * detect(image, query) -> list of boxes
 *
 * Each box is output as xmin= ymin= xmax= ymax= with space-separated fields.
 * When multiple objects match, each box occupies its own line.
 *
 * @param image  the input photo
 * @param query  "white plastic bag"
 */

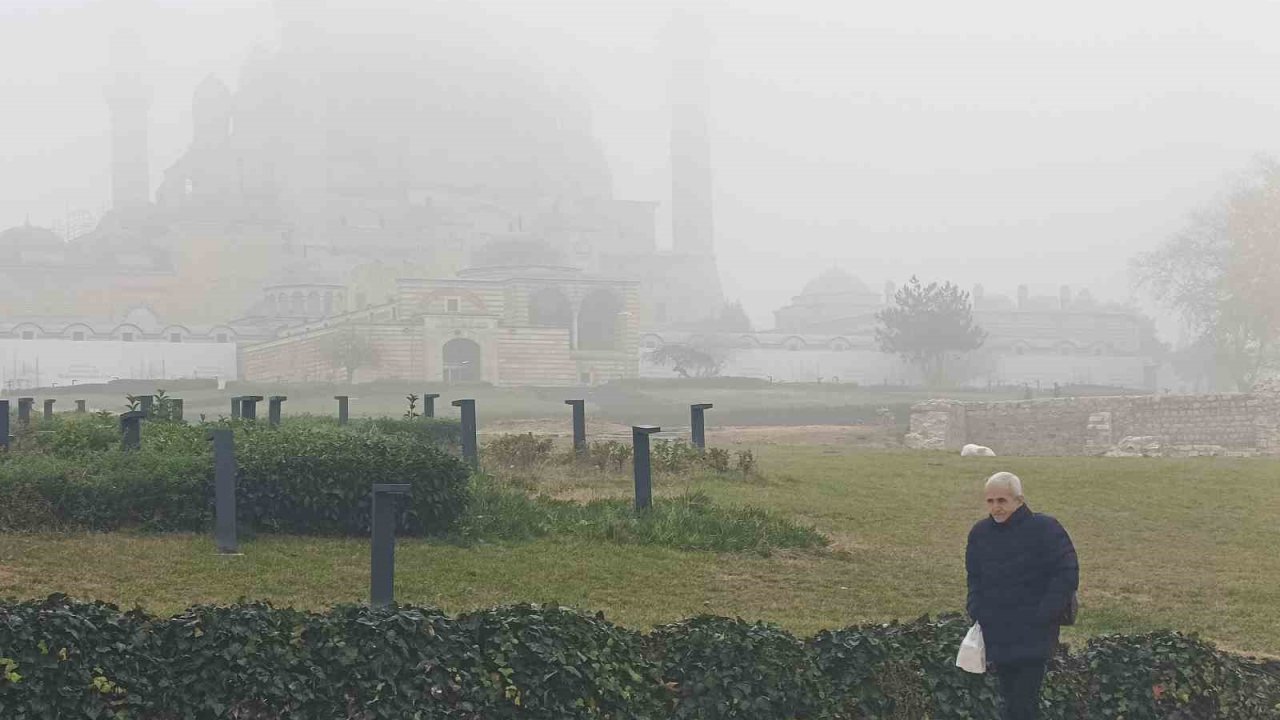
xmin=955 ymin=622 xmax=986 ymax=674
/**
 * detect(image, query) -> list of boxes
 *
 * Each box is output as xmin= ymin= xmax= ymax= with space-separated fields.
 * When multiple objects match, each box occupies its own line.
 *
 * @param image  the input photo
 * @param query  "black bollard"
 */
xmin=0 ymin=400 xmax=9 ymax=450
xmin=335 ymin=395 xmax=349 ymax=425
xmin=75 ymin=400 xmax=86 ymax=413
xmin=632 ymin=425 xmax=661 ymax=511
xmin=370 ymin=483 xmax=412 ymax=608
xmin=169 ymin=398 xmax=184 ymax=422
xmin=269 ymin=396 xmax=287 ymax=427
xmin=240 ymin=395 xmax=263 ymax=421
xmin=120 ymin=410 xmax=145 ymax=451
xmin=17 ymin=398 xmax=33 ymax=427
xmin=451 ymin=399 xmax=478 ymax=468
xmin=231 ymin=397 xmax=243 ymax=419
xmin=690 ymin=403 xmax=714 ymax=451
xmin=43 ymin=399 xmax=56 ymax=421
xmin=209 ymin=429 xmax=239 ymax=554
xmin=422 ymin=393 xmax=440 ymax=418
xmin=565 ymin=399 xmax=586 ymax=454
xmin=138 ymin=395 xmax=154 ymax=418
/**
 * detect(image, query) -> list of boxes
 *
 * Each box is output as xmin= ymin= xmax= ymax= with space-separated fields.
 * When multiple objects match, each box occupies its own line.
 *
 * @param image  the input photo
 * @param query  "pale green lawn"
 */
xmin=2 ymin=444 xmax=1277 ymax=655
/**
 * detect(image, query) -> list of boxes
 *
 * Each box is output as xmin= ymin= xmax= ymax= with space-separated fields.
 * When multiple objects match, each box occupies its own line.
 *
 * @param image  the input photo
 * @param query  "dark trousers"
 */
xmin=995 ymin=659 xmax=1047 ymax=720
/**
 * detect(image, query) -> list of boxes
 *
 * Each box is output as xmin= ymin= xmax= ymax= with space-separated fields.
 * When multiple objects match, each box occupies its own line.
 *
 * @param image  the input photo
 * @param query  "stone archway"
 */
xmin=443 ymin=338 xmax=482 ymax=382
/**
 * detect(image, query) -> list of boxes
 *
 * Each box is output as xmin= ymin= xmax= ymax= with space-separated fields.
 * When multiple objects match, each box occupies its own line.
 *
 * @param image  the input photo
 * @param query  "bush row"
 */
xmin=0 ymin=420 xmax=470 ymax=536
xmin=1 ymin=595 xmax=1276 ymax=719
xmin=9 ymin=412 xmax=462 ymax=457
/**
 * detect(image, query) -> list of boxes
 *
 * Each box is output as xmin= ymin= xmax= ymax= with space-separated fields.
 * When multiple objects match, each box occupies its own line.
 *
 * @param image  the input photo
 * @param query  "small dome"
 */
xmin=193 ymin=74 xmax=232 ymax=106
xmin=0 ymin=222 xmax=63 ymax=249
xmin=800 ymin=268 xmax=872 ymax=297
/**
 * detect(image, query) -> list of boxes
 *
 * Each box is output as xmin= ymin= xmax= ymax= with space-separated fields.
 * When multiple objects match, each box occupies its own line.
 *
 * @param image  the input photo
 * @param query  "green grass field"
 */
xmin=2 ymin=438 xmax=1276 ymax=656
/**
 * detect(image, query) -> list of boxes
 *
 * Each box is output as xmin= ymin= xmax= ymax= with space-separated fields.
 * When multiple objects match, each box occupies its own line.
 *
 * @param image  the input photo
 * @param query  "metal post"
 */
xmin=690 ymin=403 xmax=713 ymax=451
xmin=632 ymin=425 xmax=661 ymax=511
xmin=240 ymin=395 xmax=263 ymax=421
xmin=0 ymin=400 xmax=9 ymax=450
xmin=75 ymin=400 xmax=86 ymax=413
xmin=119 ymin=410 xmax=145 ymax=451
xmin=452 ymin=399 xmax=477 ymax=468
xmin=210 ymin=429 xmax=239 ymax=554
xmin=17 ymin=398 xmax=33 ymax=427
xmin=565 ymin=399 xmax=586 ymax=454
xmin=422 ymin=393 xmax=440 ymax=418
xmin=269 ymin=396 xmax=287 ymax=427
xmin=231 ymin=397 xmax=242 ymax=419
xmin=43 ymin=399 xmax=56 ymax=421
xmin=335 ymin=395 xmax=349 ymax=425
xmin=370 ymin=483 xmax=412 ymax=608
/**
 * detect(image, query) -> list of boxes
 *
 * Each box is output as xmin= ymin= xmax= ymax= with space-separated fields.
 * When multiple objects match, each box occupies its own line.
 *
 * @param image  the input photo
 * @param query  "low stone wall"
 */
xmin=905 ymin=392 xmax=1280 ymax=457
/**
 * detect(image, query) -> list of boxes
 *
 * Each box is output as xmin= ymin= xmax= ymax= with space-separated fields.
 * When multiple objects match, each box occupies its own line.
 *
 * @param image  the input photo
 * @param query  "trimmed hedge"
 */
xmin=0 ymin=423 xmax=471 ymax=536
xmin=2 ymin=596 xmax=1277 ymax=719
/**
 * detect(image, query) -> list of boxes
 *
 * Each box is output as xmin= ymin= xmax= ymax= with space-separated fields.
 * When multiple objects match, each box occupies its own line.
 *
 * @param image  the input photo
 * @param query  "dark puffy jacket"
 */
xmin=966 ymin=504 xmax=1079 ymax=664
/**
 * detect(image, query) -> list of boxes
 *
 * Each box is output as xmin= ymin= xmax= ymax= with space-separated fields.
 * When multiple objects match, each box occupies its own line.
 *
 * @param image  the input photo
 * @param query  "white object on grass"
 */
xmin=956 ymin=622 xmax=986 ymax=674
xmin=961 ymin=444 xmax=996 ymax=457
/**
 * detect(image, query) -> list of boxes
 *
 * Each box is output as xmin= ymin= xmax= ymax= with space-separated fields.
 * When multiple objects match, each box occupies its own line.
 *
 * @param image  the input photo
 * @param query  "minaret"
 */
xmin=104 ymin=29 xmax=152 ymax=212
xmin=669 ymin=10 xmax=715 ymax=258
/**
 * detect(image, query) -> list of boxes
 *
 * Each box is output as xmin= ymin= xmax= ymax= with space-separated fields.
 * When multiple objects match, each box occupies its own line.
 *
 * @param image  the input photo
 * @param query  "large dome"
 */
xmin=0 ymin=222 xmax=63 ymax=249
xmin=800 ymin=268 xmax=873 ymax=298
xmin=222 ymin=3 xmax=614 ymax=206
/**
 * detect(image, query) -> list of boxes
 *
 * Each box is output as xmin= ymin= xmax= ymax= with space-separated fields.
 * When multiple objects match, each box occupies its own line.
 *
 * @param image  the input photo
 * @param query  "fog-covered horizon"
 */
xmin=5 ymin=0 xmax=1280 ymax=335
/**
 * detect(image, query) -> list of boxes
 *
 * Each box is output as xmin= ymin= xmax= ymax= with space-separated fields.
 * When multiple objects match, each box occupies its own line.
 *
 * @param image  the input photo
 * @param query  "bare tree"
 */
xmin=1135 ymin=157 xmax=1280 ymax=391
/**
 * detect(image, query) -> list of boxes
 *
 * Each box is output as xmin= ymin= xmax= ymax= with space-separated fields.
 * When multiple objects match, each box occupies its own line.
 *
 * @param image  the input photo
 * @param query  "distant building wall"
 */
xmin=0 ymin=338 xmax=237 ymax=389
xmin=638 ymin=331 xmax=1152 ymax=389
xmin=905 ymin=393 xmax=1280 ymax=457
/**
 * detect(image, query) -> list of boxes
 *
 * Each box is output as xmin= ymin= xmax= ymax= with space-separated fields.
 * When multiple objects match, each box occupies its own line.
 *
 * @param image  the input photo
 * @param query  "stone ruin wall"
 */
xmin=905 ymin=391 xmax=1280 ymax=457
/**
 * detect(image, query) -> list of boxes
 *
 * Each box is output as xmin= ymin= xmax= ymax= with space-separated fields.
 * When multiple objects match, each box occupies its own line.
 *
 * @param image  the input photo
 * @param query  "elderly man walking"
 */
xmin=966 ymin=472 xmax=1079 ymax=720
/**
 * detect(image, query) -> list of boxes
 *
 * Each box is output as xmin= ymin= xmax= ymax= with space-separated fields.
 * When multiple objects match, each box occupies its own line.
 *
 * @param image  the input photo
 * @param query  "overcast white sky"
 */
xmin=4 ymin=0 xmax=1280 ymax=332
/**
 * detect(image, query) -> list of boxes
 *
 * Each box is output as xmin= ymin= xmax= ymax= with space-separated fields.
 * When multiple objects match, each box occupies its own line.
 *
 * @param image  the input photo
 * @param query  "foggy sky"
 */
xmin=4 ymin=0 xmax=1280 ymax=333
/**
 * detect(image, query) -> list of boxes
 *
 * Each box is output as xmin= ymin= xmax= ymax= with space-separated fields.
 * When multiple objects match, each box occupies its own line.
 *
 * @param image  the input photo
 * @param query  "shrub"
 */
xmin=458 ymin=478 xmax=827 ymax=554
xmin=0 ymin=451 xmax=211 ymax=532
xmin=0 ymin=594 xmax=156 ymax=719
xmin=2 ymin=597 xmax=1278 ymax=720
xmin=0 ymin=424 xmax=472 ymax=536
xmin=649 ymin=615 xmax=833 ymax=719
xmin=301 ymin=604 xmax=473 ymax=718
xmin=235 ymin=424 xmax=471 ymax=535
xmin=456 ymin=603 xmax=668 ymax=718
xmin=483 ymin=433 xmax=555 ymax=468
xmin=148 ymin=602 xmax=318 ymax=717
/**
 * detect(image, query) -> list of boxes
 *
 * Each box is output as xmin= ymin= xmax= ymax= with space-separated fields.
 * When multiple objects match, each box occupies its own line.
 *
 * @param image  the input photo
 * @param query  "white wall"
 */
xmin=0 ymin=339 xmax=238 ymax=390
xmin=641 ymin=346 xmax=1150 ymax=389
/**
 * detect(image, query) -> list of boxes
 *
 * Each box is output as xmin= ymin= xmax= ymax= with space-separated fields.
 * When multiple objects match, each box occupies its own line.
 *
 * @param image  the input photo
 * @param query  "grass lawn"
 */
xmin=2 ymin=443 xmax=1277 ymax=656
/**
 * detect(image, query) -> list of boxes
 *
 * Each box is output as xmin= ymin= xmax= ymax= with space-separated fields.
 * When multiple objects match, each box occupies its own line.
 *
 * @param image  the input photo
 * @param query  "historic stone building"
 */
xmin=0 ymin=7 xmax=723 ymax=386
xmin=642 ymin=268 xmax=1158 ymax=389
xmin=241 ymin=266 xmax=639 ymax=386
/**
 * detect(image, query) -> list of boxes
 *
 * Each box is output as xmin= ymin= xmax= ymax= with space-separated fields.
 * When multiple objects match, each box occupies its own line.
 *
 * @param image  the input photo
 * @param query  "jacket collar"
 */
xmin=992 ymin=503 xmax=1032 ymax=529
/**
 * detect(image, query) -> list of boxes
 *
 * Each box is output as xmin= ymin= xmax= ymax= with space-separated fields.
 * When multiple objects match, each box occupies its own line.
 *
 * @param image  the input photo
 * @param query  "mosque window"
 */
xmin=216 ymin=333 xmax=229 ymax=343
xmin=72 ymin=332 xmax=86 ymax=341
xmin=122 ymin=332 xmax=134 ymax=342
xmin=446 ymin=298 xmax=460 ymax=314
xmin=170 ymin=333 xmax=182 ymax=343
xmin=21 ymin=331 xmax=34 ymax=340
